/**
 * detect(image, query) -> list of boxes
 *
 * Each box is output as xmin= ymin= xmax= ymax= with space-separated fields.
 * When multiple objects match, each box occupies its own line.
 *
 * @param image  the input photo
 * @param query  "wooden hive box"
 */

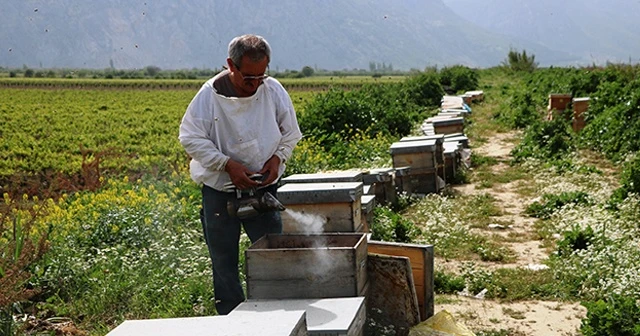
xmin=390 ymin=140 xmax=437 ymax=172
xmin=367 ymin=240 xmax=434 ymax=321
xmin=393 ymin=166 xmax=414 ymax=195
xmin=106 ymin=311 xmax=308 ymax=336
xmin=231 ymin=297 xmax=365 ymax=336
xmin=444 ymin=133 xmax=469 ymax=149
xmin=465 ymin=90 xmax=484 ymax=102
xmin=279 ymin=182 xmax=363 ymax=233
xmin=245 ymin=233 xmax=368 ymax=300
xmin=547 ymin=93 xmax=572 ymax=120
xmin=572 ymin=97 xmax=590 ymax=132
xmin=428 ymin=116 xmax=465 ymax=135
xmin=360 ymin=195 xmax=376 ymax=233
xmin=399 ymin=134 xmax=444 ymax=165
xmin=281 ymin=171 xmax=363 ymax=185
xmin=362 ymin=168 xmax=396 ymax=206
xmin=443 ymin=142 xmax=459 ymax=182
xmin=390 ymin=140 xmax=438 ymax=194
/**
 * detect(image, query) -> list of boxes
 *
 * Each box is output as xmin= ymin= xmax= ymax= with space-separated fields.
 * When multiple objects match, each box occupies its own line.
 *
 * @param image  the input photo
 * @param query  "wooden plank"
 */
xmin=367 ymin=240 xmax=434 ymax=321
xmin=367 ymin=254 xmax=420 ymax=336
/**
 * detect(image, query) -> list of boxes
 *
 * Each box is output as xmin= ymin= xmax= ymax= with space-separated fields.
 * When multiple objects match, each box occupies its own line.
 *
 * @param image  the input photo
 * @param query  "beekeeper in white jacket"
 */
xmin=178 ymin=34 xmax=302 ymax=315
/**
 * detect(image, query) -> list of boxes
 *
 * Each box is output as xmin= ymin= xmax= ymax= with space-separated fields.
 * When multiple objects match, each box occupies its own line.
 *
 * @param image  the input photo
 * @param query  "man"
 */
xmin=178 ymin=34 xmax=302 ymax=315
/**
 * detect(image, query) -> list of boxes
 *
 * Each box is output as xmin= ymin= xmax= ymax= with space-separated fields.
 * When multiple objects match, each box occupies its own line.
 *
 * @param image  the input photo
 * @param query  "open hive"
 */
xmin=245 ymin=233 xmax=368 ymax=300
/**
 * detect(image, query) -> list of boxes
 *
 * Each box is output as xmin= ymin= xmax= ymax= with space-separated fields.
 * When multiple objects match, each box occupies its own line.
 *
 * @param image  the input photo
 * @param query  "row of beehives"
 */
xmin=106 ymin=92 xmax=481 ymax=336
xmin=546 ymin=93 xmax=590 ymax=132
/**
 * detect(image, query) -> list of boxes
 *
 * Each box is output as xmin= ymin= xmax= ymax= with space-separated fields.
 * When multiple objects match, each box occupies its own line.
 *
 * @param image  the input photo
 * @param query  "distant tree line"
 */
xmin=0 ymin=62 xmax=414 ymax=80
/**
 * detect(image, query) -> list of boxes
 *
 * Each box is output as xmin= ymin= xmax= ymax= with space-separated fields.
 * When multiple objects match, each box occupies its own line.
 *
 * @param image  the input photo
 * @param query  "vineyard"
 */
xmin=2 ymin=65 xmax=640 ymax=335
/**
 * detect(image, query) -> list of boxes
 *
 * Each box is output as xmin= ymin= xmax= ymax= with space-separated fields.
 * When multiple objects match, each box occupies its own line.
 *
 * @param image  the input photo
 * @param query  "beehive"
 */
xmin=547 ymin=93 xmax=572 ymax=120
xmin=400 ymin=134 xmax=444 ymax=165
xmin=245 ymin=233 xmax=368 ymax=300
xmin=390 ymin=140 xmax=438 ymax=194
xmin=279 ymin=182 xmax=363 ymax=233
xmin=426 ymin=116 xmax=465 ymax=135
xmin=443 ymin=142 xmax=459 ymax=182
xmin=393 ymin=166 xmax=414 ymax=195
xmin=572 ymin=97 xmax=590 ymax=132
xmin=362 ymin=168 xmax=396 ymax=205
xmin=361 ymin=195 xmax=376 ymax=232
xmin=232 ymin=297 xmax=365 ymax=336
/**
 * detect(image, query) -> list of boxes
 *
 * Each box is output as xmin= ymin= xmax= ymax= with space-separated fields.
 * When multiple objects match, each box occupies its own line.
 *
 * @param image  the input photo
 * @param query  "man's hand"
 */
xmin=258 ymin=155 xmax=281 ymax=185
xmin=225 ymin=159 xmax=260 ymax=190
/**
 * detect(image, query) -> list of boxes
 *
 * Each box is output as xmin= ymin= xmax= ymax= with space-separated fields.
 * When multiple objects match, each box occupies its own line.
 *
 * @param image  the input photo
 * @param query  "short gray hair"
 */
xmin=228 ymin=34 xmax=271 ymax=68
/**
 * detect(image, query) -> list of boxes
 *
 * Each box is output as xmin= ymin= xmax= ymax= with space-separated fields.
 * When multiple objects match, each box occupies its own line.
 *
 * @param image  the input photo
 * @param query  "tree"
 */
xmin=301 ymin=66 xmax=314 ymax=77
xmin=145 ymin=66 xmax=161 ymax=77
xmin=502 ymin=49 xmax=538 ymax=72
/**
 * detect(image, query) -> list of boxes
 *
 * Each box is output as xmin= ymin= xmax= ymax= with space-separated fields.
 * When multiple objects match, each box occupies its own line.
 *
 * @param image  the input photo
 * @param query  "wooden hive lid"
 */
xmin=390 ymin=139 xmax=437 ymax=154
xmin=278 ymin=182 xmax=363 ymax=204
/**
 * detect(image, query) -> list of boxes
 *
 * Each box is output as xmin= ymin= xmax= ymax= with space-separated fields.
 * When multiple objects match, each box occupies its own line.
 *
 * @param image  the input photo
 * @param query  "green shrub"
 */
xmin=556 ymin=225 xmax=595 ymax=257
xmin=371 ymin=206 xmax=420 ymax=243
xmin=511 ymin=118 xmax=575 ymax=162
xmin=434 ymin=271 xmax=465 ymax=294
xmin=610 ymin=155 xmax=640 ymax=205
xmin=401 ymin=71 xmax=444 ymax=108
xmin=581 ymin=294 xmax=640 ymax=336
xmin=494 ymin=90 xmax=541 ymax=129
xmin=580 ymin=79 xmax=640 ymax=161
xmin=439 ymin=65 xmax=479 ymax=93
xmin=525 ymin=191 xmax=592 ymax=219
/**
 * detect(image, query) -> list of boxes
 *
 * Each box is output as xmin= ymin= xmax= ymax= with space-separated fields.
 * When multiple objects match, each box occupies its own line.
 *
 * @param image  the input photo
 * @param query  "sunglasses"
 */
xmin=231 ymin=63 xmax=269 ymax=83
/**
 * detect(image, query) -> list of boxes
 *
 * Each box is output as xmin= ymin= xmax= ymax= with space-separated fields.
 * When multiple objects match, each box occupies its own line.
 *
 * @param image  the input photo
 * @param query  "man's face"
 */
xmin=228 ymin=55 xmax=269 ymax=97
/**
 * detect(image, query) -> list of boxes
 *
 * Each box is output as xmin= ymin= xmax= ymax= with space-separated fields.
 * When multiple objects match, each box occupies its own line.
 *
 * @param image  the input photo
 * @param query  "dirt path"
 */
xmin=434 ymin=131 xmax=586 ymax=336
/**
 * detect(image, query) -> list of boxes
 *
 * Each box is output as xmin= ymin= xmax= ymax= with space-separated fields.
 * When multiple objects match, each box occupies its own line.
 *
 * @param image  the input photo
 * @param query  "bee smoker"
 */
xmin=225 ymin=174 xmax=286 ymax=219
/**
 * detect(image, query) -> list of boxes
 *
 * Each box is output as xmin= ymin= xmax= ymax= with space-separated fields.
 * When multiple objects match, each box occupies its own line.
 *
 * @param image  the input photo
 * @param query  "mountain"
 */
xmin=0 ymin=1 xmax=631 ymax=71
xmin=441 ymin=0 xmax=640 ymax=65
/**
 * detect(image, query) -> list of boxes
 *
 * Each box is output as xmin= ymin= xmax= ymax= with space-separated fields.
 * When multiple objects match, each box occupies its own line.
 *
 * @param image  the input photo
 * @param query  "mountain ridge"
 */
xmin=1 ymin=1 xmax=634 ymax=70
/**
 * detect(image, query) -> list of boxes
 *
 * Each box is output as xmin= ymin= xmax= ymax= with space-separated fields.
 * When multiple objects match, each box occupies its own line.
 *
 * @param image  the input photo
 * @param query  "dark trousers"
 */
xmin=200 ymin=184 xmax=282 ymax=315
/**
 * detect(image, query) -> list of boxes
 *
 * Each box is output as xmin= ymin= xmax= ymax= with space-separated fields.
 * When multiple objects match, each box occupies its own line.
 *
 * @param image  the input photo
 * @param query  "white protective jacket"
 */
xmin=178 ymin=74 xmax=302 ymax=191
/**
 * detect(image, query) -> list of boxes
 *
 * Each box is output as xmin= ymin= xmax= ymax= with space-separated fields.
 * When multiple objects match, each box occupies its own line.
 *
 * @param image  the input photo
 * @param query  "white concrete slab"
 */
xmin=106 ymin=311 xmax=307 ymax=336
xmin=230 ymin=297 xmax=365 ymax=335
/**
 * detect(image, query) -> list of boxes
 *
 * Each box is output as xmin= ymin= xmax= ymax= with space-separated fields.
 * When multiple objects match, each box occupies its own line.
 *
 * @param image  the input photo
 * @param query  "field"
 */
xmin=2 ymin=68 xmax=640 ymax=336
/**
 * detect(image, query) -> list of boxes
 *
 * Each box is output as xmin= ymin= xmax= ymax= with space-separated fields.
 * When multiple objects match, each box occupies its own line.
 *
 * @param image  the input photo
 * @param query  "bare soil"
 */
xmin=433 ymin=131 xmax=587 ymax=336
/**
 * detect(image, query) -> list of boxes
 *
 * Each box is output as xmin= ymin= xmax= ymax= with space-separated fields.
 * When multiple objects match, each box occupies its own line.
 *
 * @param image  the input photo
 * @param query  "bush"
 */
xmin=580 ymin=79 xmax=640 ymax=161
xmin=401 ymin=71 xmax=444 ymax=108
xmin=494 ymin=90 xmax=541 ymax=129
xmin=610 ymin=155 xmax=640 ymax=204
xmin=511 ymin=118 xmax=575 ymax=162
xmin=525 ymin=191 xmax=592 ymax=219
xmin=434 ymin=271 xmax=465 ymax=294
xmin=439 ymin=65 xmax=479 ymax=93
xmin=556 ymin=225 xmax=595 ymax=257
xmin=581 ymin=294 xmax=640 ymax=336
xmin=371 ymin=206 xmax=420 ymax=243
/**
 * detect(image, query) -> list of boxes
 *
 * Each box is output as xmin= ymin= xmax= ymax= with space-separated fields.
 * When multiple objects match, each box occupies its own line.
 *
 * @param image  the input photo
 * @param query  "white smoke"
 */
xmin=284 ymin=209 xmax=327 ymax=234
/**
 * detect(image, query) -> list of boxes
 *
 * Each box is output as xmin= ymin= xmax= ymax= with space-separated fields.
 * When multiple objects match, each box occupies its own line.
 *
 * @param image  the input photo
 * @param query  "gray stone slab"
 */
xmin=231 ymin=298 xmax=365 ymax=336
xmin=106 ymin=311 xmax=307 ymax=336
